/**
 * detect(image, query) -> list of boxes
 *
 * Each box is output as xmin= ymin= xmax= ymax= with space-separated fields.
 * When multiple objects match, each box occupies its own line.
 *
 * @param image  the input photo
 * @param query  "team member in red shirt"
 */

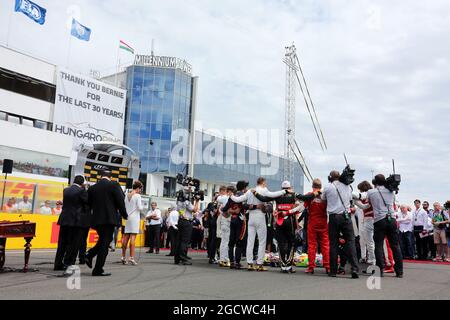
xmin=304 ymin=179 xmax=330 ymax=274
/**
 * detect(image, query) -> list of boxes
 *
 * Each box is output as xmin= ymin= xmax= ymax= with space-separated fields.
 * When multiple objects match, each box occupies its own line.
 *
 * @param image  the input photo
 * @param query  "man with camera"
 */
xmin=322 ymin=169 xmax=359 ymax=279
xmin=367 ymin=174 xmax=403 ymax=278
xmin=174 ymin=185 xmax=200 ymax=266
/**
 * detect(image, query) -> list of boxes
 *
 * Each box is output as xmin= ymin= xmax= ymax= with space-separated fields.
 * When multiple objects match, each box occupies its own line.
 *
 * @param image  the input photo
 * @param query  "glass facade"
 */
xmin=193 ymin=133 xmax=304 ymax=192
xmin=124 ymin=66 xmax=193 ymax=175
xmin=123 ymin=63 xmax=304 ymax=193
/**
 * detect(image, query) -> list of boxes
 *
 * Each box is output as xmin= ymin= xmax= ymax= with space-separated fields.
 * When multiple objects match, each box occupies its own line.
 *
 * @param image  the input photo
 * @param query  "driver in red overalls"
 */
xmin=304 ymin=179 xmax=330 ymax=274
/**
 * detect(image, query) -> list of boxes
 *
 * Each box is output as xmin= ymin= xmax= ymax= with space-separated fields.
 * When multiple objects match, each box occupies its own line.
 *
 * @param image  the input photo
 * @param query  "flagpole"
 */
xmin=6 ymin=4 xmax=14 ymax=47
xmin=66 ymin=33 xmax=73 ymax=68
xmin=115 ymin=44 xmax=120 ymax=87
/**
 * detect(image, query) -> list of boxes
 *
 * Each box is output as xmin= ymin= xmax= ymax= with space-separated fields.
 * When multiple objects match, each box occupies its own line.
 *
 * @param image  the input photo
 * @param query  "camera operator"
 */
xmin=367 ymin=174 xmax=403 ymax=278
xmin=174 ymin=185 xmax=200 ymax=266
xmin=322 ymin=170 xmax=359 ymax=279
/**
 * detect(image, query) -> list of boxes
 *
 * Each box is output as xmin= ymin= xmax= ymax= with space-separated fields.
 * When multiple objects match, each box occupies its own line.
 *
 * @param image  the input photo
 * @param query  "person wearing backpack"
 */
xmin=431 ymin=202 xmax=449 ymax=262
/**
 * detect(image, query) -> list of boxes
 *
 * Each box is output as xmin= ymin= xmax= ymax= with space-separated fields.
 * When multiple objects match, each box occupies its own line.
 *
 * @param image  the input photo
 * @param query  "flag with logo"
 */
xmin=119 ymin=40 xmax=134 ymax=54
xmin=14 ymin=0 xmax=46 ymax=25
xmin=71 ymin=18 xmax=91 ymax=41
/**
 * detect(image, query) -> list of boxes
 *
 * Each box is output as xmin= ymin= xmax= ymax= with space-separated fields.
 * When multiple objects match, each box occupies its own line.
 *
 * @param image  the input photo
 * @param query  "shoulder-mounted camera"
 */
xmin=385 ymin=174 xmax=401 ymax=194
xmin=339 ymin=165 xmax=355 ymax=186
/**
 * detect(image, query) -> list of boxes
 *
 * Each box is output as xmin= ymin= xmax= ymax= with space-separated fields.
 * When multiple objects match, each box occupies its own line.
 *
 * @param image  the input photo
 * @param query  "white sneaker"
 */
xmin=121 ymin=257 xmax=128 ymax=265
xmin=128 ymin=257 xmax=138 ymax=266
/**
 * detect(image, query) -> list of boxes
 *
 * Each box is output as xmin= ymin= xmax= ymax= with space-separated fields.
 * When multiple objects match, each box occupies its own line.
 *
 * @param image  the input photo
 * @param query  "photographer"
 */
xmin=174 ymin=185 xmax=200 ymax=266
xmin=321 ymin=170 xmax=359 ymax=279
xmin=367 ymin=174 xmax=403 ymax=278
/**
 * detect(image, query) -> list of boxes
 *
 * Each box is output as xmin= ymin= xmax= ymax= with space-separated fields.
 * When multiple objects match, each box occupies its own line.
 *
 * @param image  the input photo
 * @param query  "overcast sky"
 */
xmin=1 ymin=0 xmax=449 ymax=204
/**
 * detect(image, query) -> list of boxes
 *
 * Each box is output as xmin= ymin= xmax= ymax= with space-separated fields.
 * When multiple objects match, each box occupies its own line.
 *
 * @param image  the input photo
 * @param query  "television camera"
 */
xmin=339 ymin=154 xmax=356 ymax=186
xmin=176 ymin=173 xmax=205 ymax=202
xmin=384 ymin=160 xmax=401 ymax=194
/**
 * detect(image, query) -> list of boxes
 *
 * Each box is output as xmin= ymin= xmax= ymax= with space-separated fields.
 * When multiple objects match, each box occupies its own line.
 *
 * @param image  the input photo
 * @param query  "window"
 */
xmin=0 ymin=68 xmax=56 ymax=103
xmin=34 ymin=120 xmax=47 ymax=130
xmin=22 ymin=118 xmax=34 ymax=127
xmin=7 ymin=114 xmax=20 ymax=124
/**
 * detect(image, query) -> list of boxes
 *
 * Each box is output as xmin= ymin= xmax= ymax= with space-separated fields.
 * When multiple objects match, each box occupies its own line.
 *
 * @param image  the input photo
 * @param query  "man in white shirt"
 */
xmin=412 ymin=199 xmax=429 ymax=260
xmin=17 ymin=195 xmax=32 ymax=213
xmin=145 ymin=202 xmax=162 ymax=254
xmin=397 ymin=205 xmax=414 ymax=259
xmin=166 ymin=206 xmax=179 ymax=256
xmin=231 ymin=177 xmax=288 ymax=271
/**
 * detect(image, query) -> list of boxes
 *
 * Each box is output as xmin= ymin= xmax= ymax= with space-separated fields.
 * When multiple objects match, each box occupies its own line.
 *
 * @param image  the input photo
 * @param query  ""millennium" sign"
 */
xmin=134 ymin=55 xmax=192 ymax=75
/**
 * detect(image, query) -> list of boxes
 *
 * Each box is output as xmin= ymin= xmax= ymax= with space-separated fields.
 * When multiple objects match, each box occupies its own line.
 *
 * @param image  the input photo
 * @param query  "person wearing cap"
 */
xmin=253 ymin=180 xmax=317 ymax=273
xmin=231 ymin=178 xmax=290 ymax=272
xmin=221 ymin=181 xmax=252 ymax=270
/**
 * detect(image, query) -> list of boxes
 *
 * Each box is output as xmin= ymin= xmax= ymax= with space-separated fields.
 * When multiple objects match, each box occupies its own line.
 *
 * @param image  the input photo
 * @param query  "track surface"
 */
xmin=0 ymin=249 xmax=449 ymax=300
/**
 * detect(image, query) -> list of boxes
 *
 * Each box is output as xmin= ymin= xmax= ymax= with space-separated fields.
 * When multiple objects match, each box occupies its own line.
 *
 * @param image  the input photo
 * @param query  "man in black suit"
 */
xmin=54 ymin=175 xmax=90 ymax=273
xmin=85 ymin=171 xmax=127 ymax=276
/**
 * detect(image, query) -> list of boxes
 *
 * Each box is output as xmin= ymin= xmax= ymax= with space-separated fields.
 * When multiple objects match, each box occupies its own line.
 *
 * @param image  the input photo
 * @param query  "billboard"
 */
xmin=53 ymin=68 xmax=126 ymax=148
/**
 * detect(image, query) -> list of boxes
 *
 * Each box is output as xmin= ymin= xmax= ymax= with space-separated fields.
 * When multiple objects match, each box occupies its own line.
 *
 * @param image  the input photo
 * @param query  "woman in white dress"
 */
xmin=121 ymin=181 xmax=144 ymax=265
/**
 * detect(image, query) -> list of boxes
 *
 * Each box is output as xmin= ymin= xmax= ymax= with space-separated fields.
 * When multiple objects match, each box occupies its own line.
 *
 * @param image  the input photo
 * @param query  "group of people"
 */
xmin=2 ymin=196 xmax=62 ymax=215
xmin=54 ymin=168 xmax=450 ymax=280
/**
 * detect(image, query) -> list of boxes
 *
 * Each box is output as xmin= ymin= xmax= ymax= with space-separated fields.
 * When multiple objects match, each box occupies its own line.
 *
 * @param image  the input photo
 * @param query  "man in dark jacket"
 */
xmin=54 ymin=175 xmax=90 ymax=272
xmin=85 ymin=171 xmax=127 ymax=276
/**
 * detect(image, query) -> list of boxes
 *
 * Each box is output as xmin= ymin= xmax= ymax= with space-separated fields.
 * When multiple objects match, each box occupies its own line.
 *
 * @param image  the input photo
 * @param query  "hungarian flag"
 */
xmin=119 ymin=40 xmax=134 ymax=54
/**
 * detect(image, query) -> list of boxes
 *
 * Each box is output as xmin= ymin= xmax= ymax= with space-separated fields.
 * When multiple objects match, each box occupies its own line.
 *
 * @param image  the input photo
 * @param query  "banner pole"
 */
xmin=114 ymin=45 xmax=120 ymax=87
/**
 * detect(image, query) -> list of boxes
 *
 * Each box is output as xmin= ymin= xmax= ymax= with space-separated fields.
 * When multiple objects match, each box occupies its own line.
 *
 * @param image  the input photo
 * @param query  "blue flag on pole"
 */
xmin=71 ymin=19 xmax=91 ymax=41
xmin=14 ymin=0 xmax=46 ymax=25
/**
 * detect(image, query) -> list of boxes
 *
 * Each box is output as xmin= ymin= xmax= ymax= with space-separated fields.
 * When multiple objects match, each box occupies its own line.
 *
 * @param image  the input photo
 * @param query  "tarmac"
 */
xmin=0 ymin=249 xmax=449 ymax=300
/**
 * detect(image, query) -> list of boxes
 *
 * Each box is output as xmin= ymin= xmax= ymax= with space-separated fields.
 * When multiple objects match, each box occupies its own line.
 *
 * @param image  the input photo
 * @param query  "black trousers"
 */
xmin=328 ymin=214 xmax=359 ymax=274
xmin=174 ymin=219 xmax=192 ymax=263
xmin=78 ymin=227 xmax=90 ymax=262
xmin=148 ymin=224 xmax=161 ymax=251
xmin=414 ymin=230 xmax=428 ymax=260
xmin=208 ymin=226 xmax=218 ymax=260
xmin=87 ymin=225 xmax=115 ymax=275
xmin=275 ymin=216 xmax=296 ymax=267
xmin=374 ymin=217 xmax=403 ymax=274
xmin=54 ymin=226 xmax=85 ymax=268
xmin=229 ymin=216 xmax=245 ymax=264
xmin=167 ymin=226 xmax=178 ymax=255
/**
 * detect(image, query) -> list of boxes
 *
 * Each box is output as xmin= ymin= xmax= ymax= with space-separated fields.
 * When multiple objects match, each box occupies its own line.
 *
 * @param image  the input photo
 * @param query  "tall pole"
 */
xmin=284 ymin=44 xmax=297 ymax=183
xmin=114 ymin=44 xmax=120 ymax=87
